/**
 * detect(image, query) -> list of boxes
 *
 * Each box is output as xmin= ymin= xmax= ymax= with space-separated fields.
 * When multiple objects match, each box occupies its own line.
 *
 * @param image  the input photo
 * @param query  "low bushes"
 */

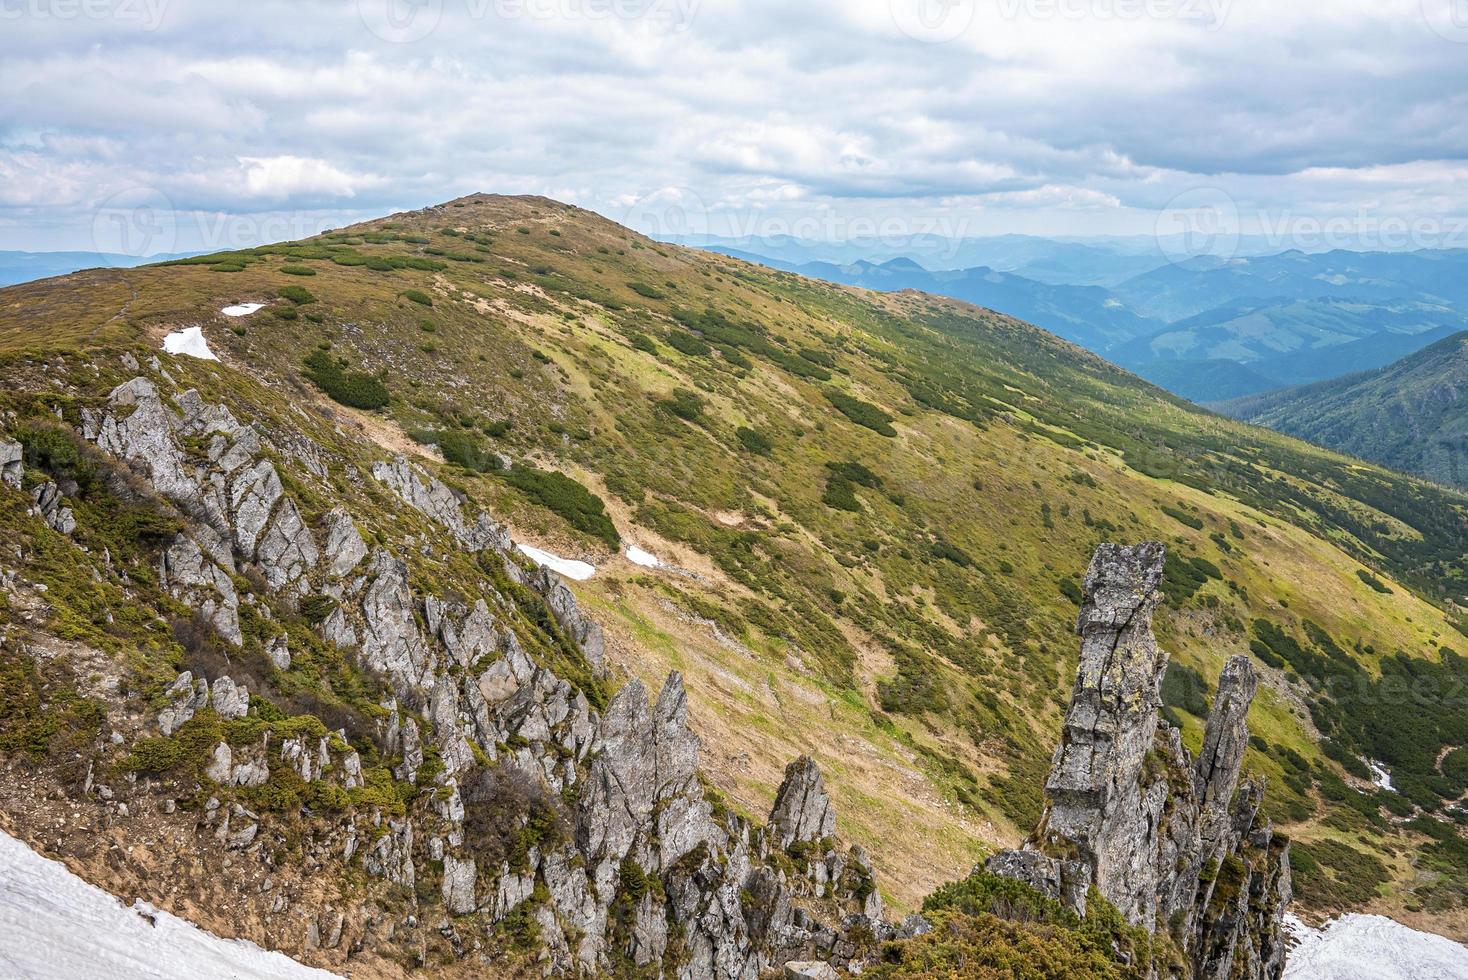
xmin=827 ymin=390 xmax=896 ymax=437
xmin=302 ymin=350 xmax=390 ymax=410
xmin=501 ymin=464 xmax=620 ymax=549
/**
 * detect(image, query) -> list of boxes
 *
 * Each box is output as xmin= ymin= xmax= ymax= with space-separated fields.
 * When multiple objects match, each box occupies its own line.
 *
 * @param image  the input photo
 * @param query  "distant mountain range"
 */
xmin=1114 ymin=297 xmax=1468 ymax=401
xmin=1222 ymin=332 xmax=1468 ymax=489
xmin=0 ymin=250 xmax=193 ymax=287
xmin=1111 ymin=249 xmax=1468 ymax=323
xmin=708 ymin=250 xmax=1157 ymax=353
xmin=709 ymin=245 xmax=1468 ymax=404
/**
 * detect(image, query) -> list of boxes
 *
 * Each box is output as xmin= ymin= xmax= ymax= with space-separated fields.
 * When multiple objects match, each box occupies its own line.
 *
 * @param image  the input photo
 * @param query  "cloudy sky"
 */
xmin=3 ymin=0 xmax=1468 ymax=255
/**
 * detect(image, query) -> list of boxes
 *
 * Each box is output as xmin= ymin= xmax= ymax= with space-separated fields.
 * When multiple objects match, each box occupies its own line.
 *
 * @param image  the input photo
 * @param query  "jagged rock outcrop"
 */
xmin=321 ymin=507 xmax=368 ymax=577
xmin=769 ymin=756 xmax=837 ymax=849
xmin=371 ymin=456 xmax=511 ymax=552
xmin=30 ymin=481 xmax=75 ymax=535
xmin=0 ymin=437 xmax=21 ymax=489
xmin=988 ymin=542 xmax=1292 ymax=980
xmin=33 ymin=370 xmax=902 ymax=979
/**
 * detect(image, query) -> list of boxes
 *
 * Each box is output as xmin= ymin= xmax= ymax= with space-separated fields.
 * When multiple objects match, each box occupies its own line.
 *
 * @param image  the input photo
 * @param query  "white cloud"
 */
xmin=0 ymin=0 xmax=1465 ymax=248
xmin=238 ymin=156 xmax=379 ymax=199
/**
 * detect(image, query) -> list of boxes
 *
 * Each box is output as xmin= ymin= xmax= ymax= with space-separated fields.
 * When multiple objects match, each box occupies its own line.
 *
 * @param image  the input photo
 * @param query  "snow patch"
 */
xmin=161 ymin=326 xmax=218 ymax=361
xmin=1284 ymin=913 xmax=1468 ymax=979
xmin=516 ymin=543 xmax=596 ymax=581
xmin=1365 ymin=759 xmax=1395 ymax=792
xmin=221 ymin=303 xmax=265 ymax=317
xmin=626 ymin=545 xmax=662 ymax=569
xmin=0 ymin=830 xmax=340 ymax=980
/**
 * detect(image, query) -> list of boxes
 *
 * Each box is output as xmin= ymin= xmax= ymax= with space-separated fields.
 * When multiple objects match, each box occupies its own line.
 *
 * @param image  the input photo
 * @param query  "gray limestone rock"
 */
xmin=94 ymin=378 xmax=198 ymax=503
xmin=159 ymin=672 xmax=210 ymax=736
xmin=160 ymin=534 xmax=242 ymax=646
xmin=372 ymin=456 xmax=510 ymax=551
xmin=211 ymin=676 xmax=250 ymax=720
xmin=442 ymin=854 xmax=478 ymax=915
xmin=321 ymin=508 xmax=368 ymax=577
xmin=768 ymin=756 xmax=837 ymax=850
xmin=30 ymin=481 xmax=76 ymax=535
xmin=987 ymin=543 xmax=1291 ymax=980
xmin=0 ymin=438 xmax=21 ymax=489
xmin=531 ymin=566 xmax=605 ymax=671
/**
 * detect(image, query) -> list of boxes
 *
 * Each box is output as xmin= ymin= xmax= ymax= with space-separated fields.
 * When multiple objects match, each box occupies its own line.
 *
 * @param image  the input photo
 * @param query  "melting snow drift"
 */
xmin=221 ymin=303 xmax=265 ymax=317
xmin=626 ymin=545 xmax=662 ymax=569
xmin=0 ymin=830 xmax=340 ymax=980
xmin=161 ymin=326 xmax=218 ymax=361
xmin=1285 ymin=914 xmax=1468 ymax=979
xmin=516 ymin=543 xmax=596 ymax=581
xmin=1366 ymin=759 xmax=1395 ymax=792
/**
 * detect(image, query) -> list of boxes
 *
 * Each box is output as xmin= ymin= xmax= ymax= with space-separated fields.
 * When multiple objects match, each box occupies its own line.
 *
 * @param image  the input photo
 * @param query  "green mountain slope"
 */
xmin=1225 ymin=332 xmax=1468 ymax=490
xmin=3 ymin=195 xmax=1468 ymax=935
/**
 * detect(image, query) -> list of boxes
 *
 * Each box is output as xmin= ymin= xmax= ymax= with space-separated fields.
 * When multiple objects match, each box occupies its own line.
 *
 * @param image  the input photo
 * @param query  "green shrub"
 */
xmin=277 ymin=284 xmax=316 ymax=305
xmin=826 ymin=460 xmax=882 ymax=488
xmin=279 ymin=265 xmax=316 ymax=276
xmin=665 ymin=331 xmax=711 ymax=357
xmin=736 ymin=427 xmax=772 ymax=456
xmin=823 ymin=478 xmax=861 ymax=512
xmin=1356 ymin=569 xmax=1393 ymax=594
xmin=931 ymin=539 xmax=973 ymax=567
xmin=302 ymin=350 xmax=390 ymax=410
xmin=500 ymin=464 xmax=619 ymax=548
xmin=627 ymin=281 xmax=665 ymax=299
xmin=631 ymin=333 xmax=659 ymax=354
xmin=658 ymin=389 xmax=705 ymax=422
xmin=1161 ymin=504 xmax=1204 ymax=530
xmin=410 ymin=429 xmax=500 ymax=473
xmin=827 ymin=390 xmax=896 ymax=437
xmin=400 ymin=289 xmax=433 ymax=307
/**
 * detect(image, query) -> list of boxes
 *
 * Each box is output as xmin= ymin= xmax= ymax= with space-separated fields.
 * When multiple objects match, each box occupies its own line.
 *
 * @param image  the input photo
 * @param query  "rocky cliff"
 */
xmin=0 ymin=369 xmax=924 ymax=978
xmin=987 ymin=542 xmax=1292 ymax=980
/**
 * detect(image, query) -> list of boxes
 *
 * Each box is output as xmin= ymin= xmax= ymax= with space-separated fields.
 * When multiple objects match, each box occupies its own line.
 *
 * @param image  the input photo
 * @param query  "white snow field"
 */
xmin=1285 ymin=913 xmax=1468 ymax=979
xmin=0 ymin=831 xmax=340 ymax=980
xmin=221 ymin=303 xmax=265 ymax=317
xmin=161 ymin=326 xmax=218 ymax=361
xmin=625 ymin=545 xmax=662 ymax=568
xmin=516 ymin=542 xmax=596 ymax=581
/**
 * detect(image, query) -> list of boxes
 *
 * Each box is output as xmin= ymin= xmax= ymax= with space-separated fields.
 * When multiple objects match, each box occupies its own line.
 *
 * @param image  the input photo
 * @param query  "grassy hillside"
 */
xmin=3 ymin=194 xmax=1468 ymax=931
xmin=1226 ymin=332 xmax=1468 ymax=491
